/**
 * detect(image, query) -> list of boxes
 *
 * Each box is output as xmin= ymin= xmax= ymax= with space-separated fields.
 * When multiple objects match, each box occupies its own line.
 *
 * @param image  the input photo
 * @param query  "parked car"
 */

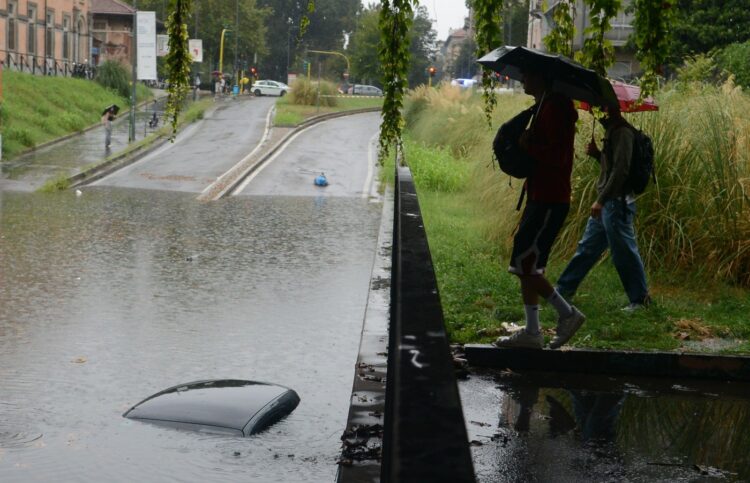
xmin=349 ymin=84 xmax=383 ymax=96
xmin=252 ymin=80 xmax=291 ymax=97
xmin=450 ymin=78 xmax=478 ymax=89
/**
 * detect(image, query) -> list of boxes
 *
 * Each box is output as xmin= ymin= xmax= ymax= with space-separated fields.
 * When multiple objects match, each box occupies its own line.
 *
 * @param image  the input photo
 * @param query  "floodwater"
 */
xmin=461 ymin=369 xmax=750 ymax=482
xmin=0 ymin=187 xmax=382 ymax=482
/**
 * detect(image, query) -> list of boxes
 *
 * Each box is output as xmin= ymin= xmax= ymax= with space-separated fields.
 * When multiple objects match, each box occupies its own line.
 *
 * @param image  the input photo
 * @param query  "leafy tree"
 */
xmin=348 ymin=6 xmax=382 ymax=85
xmin=349 ymin=5 xmax=436 ymax=88
xmin=544 ymin=0 xmax=575 ymax=57
xmin=716 ymin=41 xmax=750 ymax=88
xmin=406 ymin=6 xmax=437 ymax=87
xmin=668 ymin=0 xmax=750 ymax=64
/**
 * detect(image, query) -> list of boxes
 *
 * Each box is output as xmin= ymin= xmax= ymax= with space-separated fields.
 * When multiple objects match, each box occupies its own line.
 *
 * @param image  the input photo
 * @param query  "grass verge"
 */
xmin=274 ymin=95 xmax=382 ymax=127
xmin=387 ymin=135 xmax=750 ymax=354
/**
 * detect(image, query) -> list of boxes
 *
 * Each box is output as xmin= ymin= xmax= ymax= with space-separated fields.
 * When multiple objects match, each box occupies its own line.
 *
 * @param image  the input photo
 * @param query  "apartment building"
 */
xmin=0 ymin=0 xmax=91 ymax=75
xmin=528 ymin=0 xmax=639 ymax=79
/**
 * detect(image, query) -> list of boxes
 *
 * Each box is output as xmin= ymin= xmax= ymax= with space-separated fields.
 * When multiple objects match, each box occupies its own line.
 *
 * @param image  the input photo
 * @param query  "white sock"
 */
xmin=547 ymin=290 xmax=573 ymax=317
xmin=524 ymin=305 xmax=540 ymax=334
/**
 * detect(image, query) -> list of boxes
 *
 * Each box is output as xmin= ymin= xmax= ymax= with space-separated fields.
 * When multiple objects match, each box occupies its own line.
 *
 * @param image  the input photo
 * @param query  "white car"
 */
xmin=348 ymin=84 xmax=383 ymax=96
xmin=252 ymin=80 xmax=290 ymax=97
xmin=450 ymin=78 xmax=478 ymax=89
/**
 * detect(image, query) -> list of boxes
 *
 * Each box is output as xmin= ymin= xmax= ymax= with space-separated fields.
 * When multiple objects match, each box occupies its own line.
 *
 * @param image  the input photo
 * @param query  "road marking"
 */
xmin=230 ymin=123 xmax=323 ymax=195
xmin=362 ymin=131 xmax=378 ymax=199
xmin=199 ymin=104 xmax=275 ymax=197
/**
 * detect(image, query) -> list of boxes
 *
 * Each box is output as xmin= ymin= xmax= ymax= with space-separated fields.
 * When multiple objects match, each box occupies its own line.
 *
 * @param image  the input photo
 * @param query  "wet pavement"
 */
xmin=0 ymin=98 xmax=171 ymax=192
xmin=460 ymin=369 xmax=750 ymax=482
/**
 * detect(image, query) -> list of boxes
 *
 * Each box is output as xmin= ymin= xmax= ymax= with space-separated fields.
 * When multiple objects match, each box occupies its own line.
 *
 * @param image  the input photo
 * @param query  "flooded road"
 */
xmin=460 ymin=369 xmax=750 ymax=482
xmin=0 ymin=183 xmax=381 ymax=481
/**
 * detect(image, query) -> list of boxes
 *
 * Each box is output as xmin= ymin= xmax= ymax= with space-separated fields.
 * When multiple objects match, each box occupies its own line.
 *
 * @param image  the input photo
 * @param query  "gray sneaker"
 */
xmin=549 ymin=306 xmax=585 ymax=349
xmin=494 ymin=330 xmax=544 ymax=349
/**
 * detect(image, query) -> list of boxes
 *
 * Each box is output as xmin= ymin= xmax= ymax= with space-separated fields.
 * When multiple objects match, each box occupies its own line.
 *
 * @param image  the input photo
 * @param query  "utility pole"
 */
xmin=234 ymin=0 xmax=239 ymax=90
xmin=129 ymin=0 xmax=137 ymax=142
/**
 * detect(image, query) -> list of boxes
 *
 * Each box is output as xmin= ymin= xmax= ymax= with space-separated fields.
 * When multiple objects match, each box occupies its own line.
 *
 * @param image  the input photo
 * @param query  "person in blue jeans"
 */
xmin=556 ymin=104 xmax=651 ymax=312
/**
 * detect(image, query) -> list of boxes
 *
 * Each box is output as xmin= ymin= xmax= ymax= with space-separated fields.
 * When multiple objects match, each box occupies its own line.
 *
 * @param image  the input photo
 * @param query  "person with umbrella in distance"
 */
xmin=101 ymin=104 xmax=119 ymax=149
xmin=555 ymin=89 xmax=653 ymax=312
xmin=493 ymin=65 xmax=585 ymax=350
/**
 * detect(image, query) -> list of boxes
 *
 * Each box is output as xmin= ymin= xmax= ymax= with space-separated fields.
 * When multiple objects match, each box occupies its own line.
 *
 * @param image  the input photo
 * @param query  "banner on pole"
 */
xmin=136 ymin=11 xmax=157 ymax=80
xmin=189 ymin=39 xmax=203 ymax=63
xmin=156 ymin=35 xmax=169 ymax=57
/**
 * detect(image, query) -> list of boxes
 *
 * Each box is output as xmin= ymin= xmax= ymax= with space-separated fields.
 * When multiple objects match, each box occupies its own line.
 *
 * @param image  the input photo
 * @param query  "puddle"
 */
xmin=460 ymin=369 xmax=750 ymax=481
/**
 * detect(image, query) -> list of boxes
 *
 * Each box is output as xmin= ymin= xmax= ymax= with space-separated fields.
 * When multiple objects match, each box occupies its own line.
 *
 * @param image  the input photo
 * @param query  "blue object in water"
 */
xmin=314 ymin=173 xmax=328 ymax=187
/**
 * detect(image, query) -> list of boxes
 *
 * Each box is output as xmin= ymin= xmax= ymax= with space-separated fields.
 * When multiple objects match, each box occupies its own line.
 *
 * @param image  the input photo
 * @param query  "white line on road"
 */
xmin=362 ymin=131 xmax=379 ymax=199
xmin=230 ymin=123 xmax=324 ymax=195
xmin=199 ymin=104 xmax=276 ymax=197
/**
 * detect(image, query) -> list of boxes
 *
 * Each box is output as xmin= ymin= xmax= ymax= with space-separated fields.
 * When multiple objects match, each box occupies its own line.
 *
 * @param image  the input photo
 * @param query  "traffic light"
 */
xmin=250 ymin=66 xmax=257 ymax=77
xmin=428 ymin=66 xmax=436 ymax=77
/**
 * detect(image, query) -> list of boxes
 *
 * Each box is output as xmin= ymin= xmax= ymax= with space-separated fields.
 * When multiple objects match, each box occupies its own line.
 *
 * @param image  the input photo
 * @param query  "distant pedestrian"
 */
xmin=101 ymin=106 xmax=116 ymax=149
xmin=556 ymin=103 xmax=651 ymax=311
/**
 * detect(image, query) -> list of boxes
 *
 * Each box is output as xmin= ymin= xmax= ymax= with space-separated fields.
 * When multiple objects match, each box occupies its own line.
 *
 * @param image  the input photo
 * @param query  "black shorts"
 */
xmin=508 ymin=201 xmax=569 ymax=275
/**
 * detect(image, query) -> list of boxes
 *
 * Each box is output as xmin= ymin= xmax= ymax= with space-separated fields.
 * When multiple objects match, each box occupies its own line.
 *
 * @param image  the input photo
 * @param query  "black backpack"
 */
xmin=492 ymin=105 xmax=538 ymax=179
xmin=624 ymin=126 xmax=655 ymax=195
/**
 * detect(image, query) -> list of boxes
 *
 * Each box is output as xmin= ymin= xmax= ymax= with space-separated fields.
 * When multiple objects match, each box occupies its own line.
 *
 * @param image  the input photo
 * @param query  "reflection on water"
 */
xmin=0 ymin=188 xmax=381 ymax=482
xmin=461 ymin=370 xmax=750 ymax=482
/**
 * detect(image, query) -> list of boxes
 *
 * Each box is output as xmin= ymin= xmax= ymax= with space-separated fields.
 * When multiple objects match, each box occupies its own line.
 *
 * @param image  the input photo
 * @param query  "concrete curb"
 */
xmin=464 ymin=344 xmax=750 ymax=382
xmin=200 ymin=107 xmax=381 ymax=201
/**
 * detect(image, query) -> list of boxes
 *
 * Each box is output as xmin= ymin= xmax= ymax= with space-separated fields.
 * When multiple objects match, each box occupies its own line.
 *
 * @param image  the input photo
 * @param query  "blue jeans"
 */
xmin=556 ymin=199 xmax=648 ymax=304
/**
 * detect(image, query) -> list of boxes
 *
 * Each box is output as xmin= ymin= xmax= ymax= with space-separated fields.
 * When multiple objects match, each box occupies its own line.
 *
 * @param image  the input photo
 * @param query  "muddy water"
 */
xmin=0 ymin=188 xmax=381 ymax=482
xmin=461 ymin=369 xmax=750 ymax=482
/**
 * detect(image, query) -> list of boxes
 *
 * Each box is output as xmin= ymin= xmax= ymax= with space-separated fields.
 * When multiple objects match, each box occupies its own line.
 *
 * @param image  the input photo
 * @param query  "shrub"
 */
xmin=716 ymin=41 xmax=750 ymax=89
xmin=675 ymin=53 xmax=723 ymax=85
xmin=289 ymin=78 xmax=338 ymax=107
xmin=5 ymin=127 xmax=36 ymax=147
xmin=95 ymin=60 xmax=131 ymax=99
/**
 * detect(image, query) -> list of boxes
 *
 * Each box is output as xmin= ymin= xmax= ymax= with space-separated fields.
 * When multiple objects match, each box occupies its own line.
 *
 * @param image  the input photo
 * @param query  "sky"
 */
xmin=423 ymin=0 xmax=469 ymax=41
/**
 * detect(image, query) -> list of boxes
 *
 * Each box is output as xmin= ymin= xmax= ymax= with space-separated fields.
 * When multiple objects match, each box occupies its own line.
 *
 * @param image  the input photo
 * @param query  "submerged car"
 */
xmin=253 ymin=80 xmax=291 ymax=97
xmin=123 ymin=379 xmax=300 ymax=436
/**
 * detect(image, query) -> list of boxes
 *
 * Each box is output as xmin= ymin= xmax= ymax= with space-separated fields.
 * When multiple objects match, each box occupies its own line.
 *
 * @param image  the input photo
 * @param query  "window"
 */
xmin=28 ymin=5 xmax=37 ymax=55
xmin=46 ymin=11 xmax=54 ymax=57
xmin=63 ymin=16 xmax=70 ymax=59
xmin=8 ymin=2 xmax=17 ymax=51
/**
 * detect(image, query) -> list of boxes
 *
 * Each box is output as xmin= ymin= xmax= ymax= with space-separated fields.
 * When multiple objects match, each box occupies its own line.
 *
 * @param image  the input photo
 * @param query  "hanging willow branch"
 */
xmin=472 ymin=0 xmax=503 ymax=125
xmin=543 ymin=0 xmax=575 ymax=58
xmin=633 ymin=0 xmax=675 ymax=98
xmin=378 ymin=0 xmax=414 ymax=160
xmin=164 ymin=0 xmax=192 ymax=139
xmin=579 ymin=0 xmax=620 ymax=75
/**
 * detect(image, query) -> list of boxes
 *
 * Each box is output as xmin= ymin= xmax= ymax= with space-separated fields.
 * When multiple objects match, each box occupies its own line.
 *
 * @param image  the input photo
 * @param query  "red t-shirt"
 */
xmin=524 ymin=93 xmax=578 ymax=203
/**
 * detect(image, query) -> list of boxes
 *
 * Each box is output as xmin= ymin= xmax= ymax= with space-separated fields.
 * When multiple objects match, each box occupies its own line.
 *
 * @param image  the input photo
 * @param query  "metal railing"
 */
xmin=1 ymin=51 xmax=96 ymax=78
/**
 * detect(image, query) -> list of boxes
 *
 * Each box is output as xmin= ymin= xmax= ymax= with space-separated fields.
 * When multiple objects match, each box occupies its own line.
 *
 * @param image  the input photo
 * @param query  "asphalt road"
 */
xmin=233 ymin=111 xmax=381 ymax=198
xmin=91 ymin=97 xmax=277 ymax=193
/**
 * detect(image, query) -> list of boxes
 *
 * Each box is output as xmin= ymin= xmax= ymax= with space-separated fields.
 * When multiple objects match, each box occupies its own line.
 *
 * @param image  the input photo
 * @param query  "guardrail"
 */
xmin=380 ymin=165 xmax=475 ymax=482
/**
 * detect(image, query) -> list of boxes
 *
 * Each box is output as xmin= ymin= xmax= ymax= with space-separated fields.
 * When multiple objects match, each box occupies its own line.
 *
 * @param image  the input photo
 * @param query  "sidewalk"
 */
xmin=0 ymin=92 xmax=173 ymax=192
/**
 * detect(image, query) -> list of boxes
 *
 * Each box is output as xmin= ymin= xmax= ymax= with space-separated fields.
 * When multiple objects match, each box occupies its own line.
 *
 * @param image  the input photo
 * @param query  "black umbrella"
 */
xmin=477 ymin=46 xmax=617 ymax=107
xmin=102 ymin=104 xmax=120 ymax=116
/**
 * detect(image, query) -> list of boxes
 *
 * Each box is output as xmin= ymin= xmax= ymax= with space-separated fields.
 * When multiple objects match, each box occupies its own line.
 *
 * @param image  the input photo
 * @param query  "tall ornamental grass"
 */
xmin=403 ymin=81 xmax=750 ymax=287
xmin=289 ymin=78 xmax=338 ymax=107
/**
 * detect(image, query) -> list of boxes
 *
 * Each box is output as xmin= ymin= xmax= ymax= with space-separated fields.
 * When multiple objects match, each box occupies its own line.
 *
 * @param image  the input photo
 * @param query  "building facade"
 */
xmin=0 ymin=0 xmax=91 ymax=75
xmin=527 ymin=0 xmax=638 ymax=80
xmin=90 ymin=0 xmax=133 ymax=67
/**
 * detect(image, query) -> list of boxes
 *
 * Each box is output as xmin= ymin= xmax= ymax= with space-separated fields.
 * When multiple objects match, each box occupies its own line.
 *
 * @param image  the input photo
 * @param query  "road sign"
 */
xmin=189 ymin=39 xmax=203 ymax=63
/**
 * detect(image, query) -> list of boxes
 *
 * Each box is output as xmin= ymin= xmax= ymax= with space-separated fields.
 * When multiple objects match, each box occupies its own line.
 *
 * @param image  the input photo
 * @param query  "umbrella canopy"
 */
xmin=102 ymin=104 xmax=120 ymax=116
xmin=580 ymin=80 xmax=658 ymax=112
xmin=477 ymin=46 xmax=617 ymax=107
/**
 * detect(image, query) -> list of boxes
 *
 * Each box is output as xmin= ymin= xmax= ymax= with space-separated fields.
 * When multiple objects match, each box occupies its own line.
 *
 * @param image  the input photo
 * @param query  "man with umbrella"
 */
xmin=483 ymin=55 xmax=586 ymax=350
xmin=555 ymin=95 xmax=652 ymax=312
xmin=101 ymin=104 xmax=119 ymax=149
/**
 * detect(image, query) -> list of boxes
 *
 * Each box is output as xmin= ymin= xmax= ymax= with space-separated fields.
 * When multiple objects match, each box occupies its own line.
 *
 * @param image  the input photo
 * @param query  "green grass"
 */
xmin=1 ymin=71 xmax=153 ymax=159
xmin=395 ymin=84 xmax=750 ymax=353
xmin=274 ymin=94 xmax=382 ymax=127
